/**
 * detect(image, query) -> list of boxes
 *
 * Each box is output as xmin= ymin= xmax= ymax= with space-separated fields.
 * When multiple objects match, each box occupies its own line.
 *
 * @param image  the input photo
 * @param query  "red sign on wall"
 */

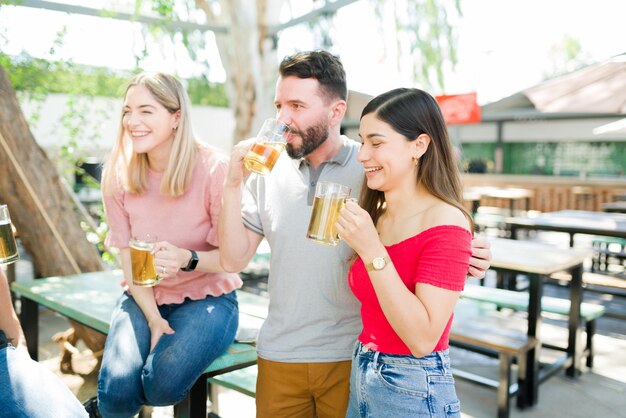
xmin=435 ymin=92 xmax=481 ymax=124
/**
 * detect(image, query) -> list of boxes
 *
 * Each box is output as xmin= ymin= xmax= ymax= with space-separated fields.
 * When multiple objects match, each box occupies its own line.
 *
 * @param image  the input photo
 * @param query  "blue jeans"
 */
xmin=97 ymin=291 xmax=238 ymax=418
xmin=0 ymin=339 xmax=87 ymax=418
xmin=346 ymin=342 xmax=461 ymax=418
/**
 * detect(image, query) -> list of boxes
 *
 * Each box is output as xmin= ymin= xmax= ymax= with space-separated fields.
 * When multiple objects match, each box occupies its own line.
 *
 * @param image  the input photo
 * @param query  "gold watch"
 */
xmin=365 ymin=256 xmax=390 ymax=272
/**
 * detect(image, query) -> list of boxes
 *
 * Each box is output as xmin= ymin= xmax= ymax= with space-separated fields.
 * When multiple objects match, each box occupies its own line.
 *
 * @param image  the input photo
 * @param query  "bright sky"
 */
xmin=1 ymin=0 xmax=625 ymax=105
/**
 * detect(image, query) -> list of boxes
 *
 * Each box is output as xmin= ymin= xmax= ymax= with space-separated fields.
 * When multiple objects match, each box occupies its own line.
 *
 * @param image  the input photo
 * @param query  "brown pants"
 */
xmin=255 ymin=357 xmax=352 ymax=418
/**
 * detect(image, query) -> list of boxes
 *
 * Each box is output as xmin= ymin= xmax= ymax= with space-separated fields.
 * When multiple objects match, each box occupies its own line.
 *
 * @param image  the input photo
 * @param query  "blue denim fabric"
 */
xmin=346 ymin=342 xmax=461 ymax=418
xmin=0 ymin=343 xmax=87 ymax=418
xmin=97 ymin=291 xmax=238 ymax=418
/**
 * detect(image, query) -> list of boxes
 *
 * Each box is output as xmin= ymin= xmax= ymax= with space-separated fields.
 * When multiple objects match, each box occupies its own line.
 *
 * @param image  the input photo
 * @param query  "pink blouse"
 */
xmin=103 ymin=146 xmax=242 ymax=305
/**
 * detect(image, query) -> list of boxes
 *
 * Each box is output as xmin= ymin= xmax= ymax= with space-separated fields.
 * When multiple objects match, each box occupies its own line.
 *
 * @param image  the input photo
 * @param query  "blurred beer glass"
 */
xmin=306 ymin=182 xmax=351 ymax=246
xmin=129 ymin=234 xmax=159 ymax=287
xmin=243 ymin=118 xmax=289 ymax=175
xmin=0 ymin=204 xmax=19 ymax=265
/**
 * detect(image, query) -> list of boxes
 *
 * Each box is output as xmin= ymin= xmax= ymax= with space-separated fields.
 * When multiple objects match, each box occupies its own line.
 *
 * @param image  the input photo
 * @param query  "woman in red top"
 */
xmin=336 ymin=88 xmax=473 ymax=417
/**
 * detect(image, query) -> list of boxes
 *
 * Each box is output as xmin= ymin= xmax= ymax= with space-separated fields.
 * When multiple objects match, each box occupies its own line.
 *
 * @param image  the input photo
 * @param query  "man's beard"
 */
xmin=286 ymin=123 xmax=329 ymax=159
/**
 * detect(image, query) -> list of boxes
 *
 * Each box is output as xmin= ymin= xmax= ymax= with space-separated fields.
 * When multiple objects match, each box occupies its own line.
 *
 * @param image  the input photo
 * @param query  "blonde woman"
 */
xmin=84 ymin=72 xmax=241 ymax=417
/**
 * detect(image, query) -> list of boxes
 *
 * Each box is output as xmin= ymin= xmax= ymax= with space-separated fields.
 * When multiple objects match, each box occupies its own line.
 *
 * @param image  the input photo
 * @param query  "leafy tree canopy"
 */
xmin=0 ymin=53 xmax=228 ymax=107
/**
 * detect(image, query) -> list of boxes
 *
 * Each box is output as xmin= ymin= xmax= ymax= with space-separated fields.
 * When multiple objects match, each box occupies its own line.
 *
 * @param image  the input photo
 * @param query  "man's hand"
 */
xmin=469 ymin=236 xmax=492 ymax=279
xmin=224 ymin=138 xmax=255 ymax=188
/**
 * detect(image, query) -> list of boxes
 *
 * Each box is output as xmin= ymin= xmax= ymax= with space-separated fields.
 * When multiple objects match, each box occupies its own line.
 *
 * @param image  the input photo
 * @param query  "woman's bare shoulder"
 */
xmin=425 ymin=201 xmax=470 ymax=231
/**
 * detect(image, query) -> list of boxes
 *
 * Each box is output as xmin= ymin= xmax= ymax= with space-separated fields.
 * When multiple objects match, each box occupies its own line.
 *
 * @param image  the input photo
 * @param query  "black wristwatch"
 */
xmin=181 ymin=249 xmax=199 ymax=272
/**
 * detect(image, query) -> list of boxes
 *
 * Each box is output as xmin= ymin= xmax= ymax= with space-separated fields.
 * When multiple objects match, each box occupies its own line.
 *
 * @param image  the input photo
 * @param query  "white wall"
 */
xmin=18 ymin=93 xmax=236 ymax=159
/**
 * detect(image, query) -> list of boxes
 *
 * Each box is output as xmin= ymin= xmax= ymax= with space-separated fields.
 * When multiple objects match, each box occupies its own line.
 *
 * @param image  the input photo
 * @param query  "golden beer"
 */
xmin=0 ymin=221 xmax=19 ymax=265
xmin=243 ymin=141 xmax=286 ymax=175
xmin=306 ymin=182 xmax=351 ymax=246
xmin=129 ymin=239 xmax=159 ymax=287
xmin=306 ymin=196 xmax=347 ymax=246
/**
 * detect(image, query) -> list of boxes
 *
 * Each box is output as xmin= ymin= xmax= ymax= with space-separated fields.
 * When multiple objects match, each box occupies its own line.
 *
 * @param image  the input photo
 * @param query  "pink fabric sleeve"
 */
xmin=414 ymin=227 xmax=472 ymax=291
xmin=102 ymin=183 xmax=131 ymax=249
xmin=205 ymin=158 xmax=228 ymax=247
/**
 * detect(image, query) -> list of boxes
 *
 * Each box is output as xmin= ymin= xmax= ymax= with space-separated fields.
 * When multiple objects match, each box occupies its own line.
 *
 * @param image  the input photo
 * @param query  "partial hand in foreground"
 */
xmin=468 ymin=236 xmax=492 ymax=279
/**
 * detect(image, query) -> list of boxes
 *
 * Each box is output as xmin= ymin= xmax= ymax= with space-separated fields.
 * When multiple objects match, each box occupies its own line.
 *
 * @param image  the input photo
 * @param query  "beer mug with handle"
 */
xmin=129 ymin=234 xmax=159 ymax=287
xmin=306 ymin=182 xmax=351 ymax=246
xmin=243 ymin=118 xmax=289 ymax=175
xmin=0 ymin=204 xmax=19 ymax=265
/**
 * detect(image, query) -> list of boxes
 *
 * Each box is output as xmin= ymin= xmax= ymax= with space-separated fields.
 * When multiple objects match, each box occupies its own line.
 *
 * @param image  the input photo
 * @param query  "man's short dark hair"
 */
xmin=279 ymin=50 xmax=347 ymax=102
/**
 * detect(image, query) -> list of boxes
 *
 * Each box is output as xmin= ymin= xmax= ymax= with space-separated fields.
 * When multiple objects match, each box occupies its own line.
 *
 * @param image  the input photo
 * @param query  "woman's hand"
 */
xmin=335 ymin=199 xmax=384 ymax=258
xmin=152 ymin=241 xmax=186 ymax=280
xmin=147 ymin=316 xmax=175 ymax=352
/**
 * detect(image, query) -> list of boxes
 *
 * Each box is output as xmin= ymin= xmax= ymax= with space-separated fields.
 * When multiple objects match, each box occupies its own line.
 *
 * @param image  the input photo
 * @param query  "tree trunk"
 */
xmin=0 ymin=65 xmax=104 ymax=276
xmin=0 ymin=64 xmax=105 ymax=371
xmin=198 ymin=0 xmax=284 ymax=143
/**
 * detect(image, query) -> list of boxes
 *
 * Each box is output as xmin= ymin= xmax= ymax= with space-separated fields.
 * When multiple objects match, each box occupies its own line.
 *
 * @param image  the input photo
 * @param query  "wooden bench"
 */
xmin=450 ymin=300 xmax=537 ymax=418
xmin=208 ymin=365 xmax=257 ymax=397
xmin=550 ymin=270 xmax=626 ymax=320
xmin=206 ymin=291 xmax=271 ymax=410
xmin=10 ymin=270 xmax=264 ymax=418
xmin=207 ymin=365 xmax=258 ymax=417
xmin=461 ymin=284 xmax=606 ymax=367
xmin=552 ymin=270 xmax=626 ymax=293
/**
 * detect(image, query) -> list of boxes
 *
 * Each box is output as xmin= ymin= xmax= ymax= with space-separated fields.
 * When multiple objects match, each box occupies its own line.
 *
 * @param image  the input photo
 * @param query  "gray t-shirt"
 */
xmin=241 ymin=136 xmax=365 ymax=362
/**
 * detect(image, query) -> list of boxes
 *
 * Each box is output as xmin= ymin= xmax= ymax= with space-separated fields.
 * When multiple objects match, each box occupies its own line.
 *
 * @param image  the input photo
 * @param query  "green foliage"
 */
xmin=150 ymin=0 xmax=175 ymax=19
xmin=544 ymin=35 xmax=588 ymax=80
xmin=373 ymin=0 xmax=462 ymax=91
xmin=187 ymin=76 xmax=228 ymax=106
xmin=0 ymin=53 xmax=228 ymax=106
xmin=0 ymin=53 xmax=129 ymax=98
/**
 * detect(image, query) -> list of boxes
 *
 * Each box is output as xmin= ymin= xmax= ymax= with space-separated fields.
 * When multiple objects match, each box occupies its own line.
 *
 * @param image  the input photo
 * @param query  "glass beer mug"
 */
xmin=306 ymin=182 xmax=351 ymax=246
xmin=129 ymin=234 xmax=159 ymax=287
xmin=243 ymin=118 xmax=289 ymax=175
xmin=0 ymin=204 xmax=19 ymax=265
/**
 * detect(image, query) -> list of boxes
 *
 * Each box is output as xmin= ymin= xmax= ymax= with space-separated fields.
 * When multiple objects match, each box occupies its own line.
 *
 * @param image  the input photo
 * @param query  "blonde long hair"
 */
xmin=102 ymin=72 xmax=197 ymax=197
xmin=358 ymin=88 xmax=474 ymax=232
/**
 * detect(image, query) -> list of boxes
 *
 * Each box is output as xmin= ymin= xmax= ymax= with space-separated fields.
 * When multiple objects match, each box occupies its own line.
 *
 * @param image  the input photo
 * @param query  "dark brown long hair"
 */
xmin=358 ymin=88 xmax=473 ymax=231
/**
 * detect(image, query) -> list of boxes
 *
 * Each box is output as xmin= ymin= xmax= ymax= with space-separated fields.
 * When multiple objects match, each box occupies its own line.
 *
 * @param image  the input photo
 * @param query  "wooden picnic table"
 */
xmin=507 ymin=210 xmax=626 ymax=247
xmin=602 ymin=201 xmax=626 ymax=213
xmin=465 ymin=187 xmax=533 ymax=216
xmin=488 ymin=237 xmax=591 ymax=407
xmin=11 ymin=270 xmax=266 ymax=418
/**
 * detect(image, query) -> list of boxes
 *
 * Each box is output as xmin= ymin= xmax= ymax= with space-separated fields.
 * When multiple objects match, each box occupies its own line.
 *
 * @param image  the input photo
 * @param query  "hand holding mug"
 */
xmin=225 ymin=137 xmax=256 ymax=188
xmin=335 ymin=199 xmax=380 ymax=255
xmin=243 ymin=118 xmax=289 ymax=175
xmin=152 ymin=241 xmax=185 ymax=280
xmin=306 ymin=182 xmax=351 ymax=246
